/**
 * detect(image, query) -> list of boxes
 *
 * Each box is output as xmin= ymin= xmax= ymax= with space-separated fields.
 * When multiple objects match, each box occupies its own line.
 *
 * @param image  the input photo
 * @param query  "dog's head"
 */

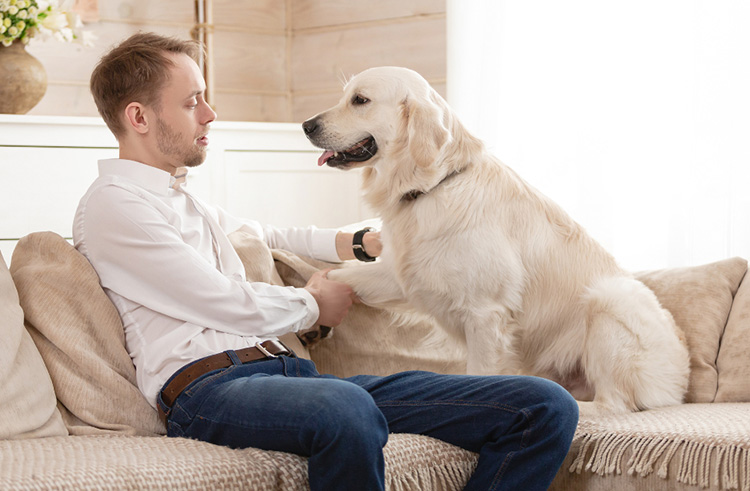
xmin=302 ymin=67 xmax=452 ymax=172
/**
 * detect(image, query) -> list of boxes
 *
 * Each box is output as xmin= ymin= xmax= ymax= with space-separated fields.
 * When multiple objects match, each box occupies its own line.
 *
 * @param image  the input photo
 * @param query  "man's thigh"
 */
xmin=347 ymin=370 xmax=566 ymax=452
xmin=167 ymin=357 xmax=378 ymax=453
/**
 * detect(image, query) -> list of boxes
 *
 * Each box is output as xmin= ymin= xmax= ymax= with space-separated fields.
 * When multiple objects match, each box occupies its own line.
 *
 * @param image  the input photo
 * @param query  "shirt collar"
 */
xmin=98 ymin=159 xmax=186 ymax=195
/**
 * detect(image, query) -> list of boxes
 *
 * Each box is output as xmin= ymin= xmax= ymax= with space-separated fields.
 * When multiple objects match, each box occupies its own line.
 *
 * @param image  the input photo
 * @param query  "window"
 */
xmin=447 ymin=1 xmax=750 ymax=269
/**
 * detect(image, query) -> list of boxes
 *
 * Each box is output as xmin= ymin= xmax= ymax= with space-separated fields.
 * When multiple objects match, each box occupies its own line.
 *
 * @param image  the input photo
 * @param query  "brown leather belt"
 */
xmin=157 ymin=340 xmax=293 ymax=425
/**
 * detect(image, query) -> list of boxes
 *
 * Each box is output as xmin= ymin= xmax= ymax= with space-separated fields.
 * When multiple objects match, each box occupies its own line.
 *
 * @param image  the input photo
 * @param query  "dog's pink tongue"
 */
xmin=317 ymin=150 xmax=334 ymax=167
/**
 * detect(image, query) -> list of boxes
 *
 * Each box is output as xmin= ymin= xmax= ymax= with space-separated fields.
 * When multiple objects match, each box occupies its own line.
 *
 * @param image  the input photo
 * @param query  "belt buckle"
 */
xmin=255 ymin=341 xmax=278 ymax=359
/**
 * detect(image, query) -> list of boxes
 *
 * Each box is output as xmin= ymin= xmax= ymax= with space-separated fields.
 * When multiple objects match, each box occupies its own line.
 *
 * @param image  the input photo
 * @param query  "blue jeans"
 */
xmin=158 ymin=354 xmax=578 ymax=491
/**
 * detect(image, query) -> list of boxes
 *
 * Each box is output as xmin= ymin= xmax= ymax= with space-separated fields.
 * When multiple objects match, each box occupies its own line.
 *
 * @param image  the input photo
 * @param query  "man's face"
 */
xmin=152 ymin=53 xmax=216 ymax=172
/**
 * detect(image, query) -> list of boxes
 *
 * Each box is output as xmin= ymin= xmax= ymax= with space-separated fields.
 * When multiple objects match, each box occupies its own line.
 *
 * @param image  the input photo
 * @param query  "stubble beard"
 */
xmin=156 ymin=118 xmax=206 ymax=168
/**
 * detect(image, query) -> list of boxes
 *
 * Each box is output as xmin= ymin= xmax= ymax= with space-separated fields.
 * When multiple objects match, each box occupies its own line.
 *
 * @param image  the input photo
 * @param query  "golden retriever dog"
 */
xmin=302 ymin=66 xmax=690 ymax=414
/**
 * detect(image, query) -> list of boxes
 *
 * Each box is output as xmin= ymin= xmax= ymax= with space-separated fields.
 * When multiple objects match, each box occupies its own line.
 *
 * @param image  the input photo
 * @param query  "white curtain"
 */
xmin=447 ymin=0 xmax=750 ymax=270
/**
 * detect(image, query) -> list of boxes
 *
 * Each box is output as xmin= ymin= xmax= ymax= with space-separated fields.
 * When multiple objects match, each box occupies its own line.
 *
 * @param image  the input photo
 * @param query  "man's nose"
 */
xmin=203 ymin=102 xmax=217 ymax=124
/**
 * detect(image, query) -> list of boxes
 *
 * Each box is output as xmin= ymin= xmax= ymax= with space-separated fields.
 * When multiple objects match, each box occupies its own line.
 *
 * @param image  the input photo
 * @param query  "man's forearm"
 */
xmin=335 ymin=231 xmax=381 ymax=261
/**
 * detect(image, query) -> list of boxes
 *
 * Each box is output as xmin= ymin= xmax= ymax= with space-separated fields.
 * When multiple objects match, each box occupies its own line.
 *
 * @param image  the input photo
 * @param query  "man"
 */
xmin=75 ymin=32 xmax=579 ymax=491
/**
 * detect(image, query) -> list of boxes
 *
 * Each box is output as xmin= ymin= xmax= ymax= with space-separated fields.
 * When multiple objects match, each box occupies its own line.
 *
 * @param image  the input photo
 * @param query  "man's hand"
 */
xmin=304 ymin=268 xmax=357 ymax=327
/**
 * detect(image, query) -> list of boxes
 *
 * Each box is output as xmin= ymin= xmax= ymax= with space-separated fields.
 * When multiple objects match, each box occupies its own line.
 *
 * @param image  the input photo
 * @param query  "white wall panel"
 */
xmin=223 ymin=151 xmax=368 ymax=229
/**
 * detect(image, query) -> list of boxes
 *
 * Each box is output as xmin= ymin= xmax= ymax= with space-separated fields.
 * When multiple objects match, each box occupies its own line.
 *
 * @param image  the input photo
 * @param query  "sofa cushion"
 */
xmin=0 ymin=251 xmax=67 ymax=439
xmin=635 ymin=257 xmax=747 ymax=403
xmin=0 ymin=433 xmax=477 ymax=490
xmin=715 ymin=269 xmax=750 ymax=402
xmin=9 ymin=232 xmax=164 ymax=436
xmin=550 ymin=403 xmax=750 ymax=491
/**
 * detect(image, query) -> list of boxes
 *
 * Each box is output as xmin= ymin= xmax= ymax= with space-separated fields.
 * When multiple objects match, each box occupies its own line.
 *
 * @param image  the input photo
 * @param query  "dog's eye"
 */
xmin=352 ymin=95 xmax=370 ymax=106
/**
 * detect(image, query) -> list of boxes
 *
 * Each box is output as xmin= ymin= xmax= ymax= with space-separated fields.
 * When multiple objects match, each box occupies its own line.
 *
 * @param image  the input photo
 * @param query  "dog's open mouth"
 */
xmin=317 ymin=136 xmax=378 ymax=167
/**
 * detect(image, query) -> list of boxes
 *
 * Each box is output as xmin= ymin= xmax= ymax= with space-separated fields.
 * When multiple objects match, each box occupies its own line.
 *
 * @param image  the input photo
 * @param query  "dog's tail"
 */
xmin=581 ymin=276 xmax=690 ymax=412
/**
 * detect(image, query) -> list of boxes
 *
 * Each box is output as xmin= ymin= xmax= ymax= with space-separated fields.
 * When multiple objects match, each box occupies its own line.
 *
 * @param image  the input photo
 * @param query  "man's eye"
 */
xmin=352 ymin=95 xmax=370 ymax=105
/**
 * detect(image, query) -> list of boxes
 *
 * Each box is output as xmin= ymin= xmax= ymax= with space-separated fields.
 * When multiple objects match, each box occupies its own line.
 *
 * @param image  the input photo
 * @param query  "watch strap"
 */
xmin=352 ymin=227 xmax=377 ymax=262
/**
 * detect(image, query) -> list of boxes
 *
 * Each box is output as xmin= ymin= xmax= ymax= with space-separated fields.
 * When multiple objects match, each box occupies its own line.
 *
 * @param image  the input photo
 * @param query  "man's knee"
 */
xmin=308 ymin=381 xmax=388 ymax=448
xmin=526 ymin=377 xmax=580 ymax=437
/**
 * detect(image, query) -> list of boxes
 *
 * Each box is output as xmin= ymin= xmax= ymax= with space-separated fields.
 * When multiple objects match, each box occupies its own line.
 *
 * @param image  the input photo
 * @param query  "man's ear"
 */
xmin=124 ymin=102 xmax=149 ymax=135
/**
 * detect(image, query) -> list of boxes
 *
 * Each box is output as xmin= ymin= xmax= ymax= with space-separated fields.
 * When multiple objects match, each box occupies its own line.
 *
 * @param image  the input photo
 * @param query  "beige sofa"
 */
xmin=2 ymin=230 xmax=750 ymax=490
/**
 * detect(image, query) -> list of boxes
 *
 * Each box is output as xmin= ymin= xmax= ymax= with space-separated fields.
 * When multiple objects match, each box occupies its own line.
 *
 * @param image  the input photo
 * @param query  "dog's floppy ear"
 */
xmin=402 ymin=91 xmax=450 ymax=168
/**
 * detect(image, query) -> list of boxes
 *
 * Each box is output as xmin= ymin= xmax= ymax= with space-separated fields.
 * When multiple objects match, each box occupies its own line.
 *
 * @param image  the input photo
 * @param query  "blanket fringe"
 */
xmin=386 ymin=461 xmax=476 ymax=491
xmin=569 ymin=432 xmax=750 ymax=490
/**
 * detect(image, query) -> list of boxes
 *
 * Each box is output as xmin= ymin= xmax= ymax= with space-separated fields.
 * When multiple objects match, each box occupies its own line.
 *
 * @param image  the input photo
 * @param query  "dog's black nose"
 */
xmin=302 ymin=118 xmax=319 ymax=137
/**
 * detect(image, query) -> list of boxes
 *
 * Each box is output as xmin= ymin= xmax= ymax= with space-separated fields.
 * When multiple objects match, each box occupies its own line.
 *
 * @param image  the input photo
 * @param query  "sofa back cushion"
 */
xmin=628 ymin=257 xmax=747 ymax=403
xmin=10 ymin=232 xmax=164 ymax=436
xmin=0 ymin=250 xmax=67 ymax=439
xmin=715 ymin=269 xmax=750 ymax=402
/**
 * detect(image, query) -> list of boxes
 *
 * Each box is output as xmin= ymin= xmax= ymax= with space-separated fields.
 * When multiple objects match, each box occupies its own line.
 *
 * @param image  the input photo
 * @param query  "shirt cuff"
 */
xmin=295 ymin=287 xmax=320 ymax=331
xmin=311 ymin=228 xmax=343 ymax=263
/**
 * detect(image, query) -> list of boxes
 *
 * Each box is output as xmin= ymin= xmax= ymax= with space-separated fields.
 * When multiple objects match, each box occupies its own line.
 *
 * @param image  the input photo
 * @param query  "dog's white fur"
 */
xmin=305 ymin=66 xmax=690 ymax=414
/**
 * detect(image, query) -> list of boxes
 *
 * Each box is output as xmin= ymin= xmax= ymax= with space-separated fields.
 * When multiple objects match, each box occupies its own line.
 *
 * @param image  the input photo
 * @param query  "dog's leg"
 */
xmin=582 ymin=276 xmax=691 ymax=413
xmin=328 ymin=262 xmax=407 ymax=308
xmin=456 ymin=309 xmax=522 ymax=376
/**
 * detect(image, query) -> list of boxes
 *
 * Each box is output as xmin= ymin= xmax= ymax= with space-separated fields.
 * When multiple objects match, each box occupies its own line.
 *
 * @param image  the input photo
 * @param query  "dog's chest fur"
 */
xmin=380 ymin=161 xmax=619 ymax=345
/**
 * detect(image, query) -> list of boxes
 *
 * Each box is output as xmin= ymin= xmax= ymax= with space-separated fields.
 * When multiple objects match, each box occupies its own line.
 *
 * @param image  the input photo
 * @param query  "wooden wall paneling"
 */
xmin=17 ymin=1 xmax=446 ymax=123
xmin=292 ymin=0 xmax=445 ymax=30
xmin=292 ymin=91 xmax=342 ymax=124
xmin=26 ymin=21 xmax=189 ymax=81
xmin=30 ymin=84 xmax=100 ymax=117
xmin=212 ymin=31 xmax=286 ymax=93
xmin=96 ymin=0 xmax=194 ymax=24
xmin=213 ymin=0 xmax=286 ymax=32
xmin=291 ymin=17 xmax=446 ymax=94
xmin=211 ymin=30 xmax=288 ymax=121
xmin=212 ymin=92 xmax=288 ymax=123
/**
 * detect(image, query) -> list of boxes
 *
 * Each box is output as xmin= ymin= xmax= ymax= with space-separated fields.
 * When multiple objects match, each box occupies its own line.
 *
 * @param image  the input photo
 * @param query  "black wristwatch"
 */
xmin=352 ymin=227 xmax=377 ymax=262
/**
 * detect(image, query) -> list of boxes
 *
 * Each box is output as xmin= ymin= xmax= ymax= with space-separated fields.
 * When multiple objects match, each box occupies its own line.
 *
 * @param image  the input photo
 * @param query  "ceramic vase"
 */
xmin=0 ymin=42 xmax=48 ymax=114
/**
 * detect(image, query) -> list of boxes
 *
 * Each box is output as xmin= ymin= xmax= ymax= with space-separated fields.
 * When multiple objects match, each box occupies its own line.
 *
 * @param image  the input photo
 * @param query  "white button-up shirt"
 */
xmin=73 ymin=159 xmax=341 ymax=407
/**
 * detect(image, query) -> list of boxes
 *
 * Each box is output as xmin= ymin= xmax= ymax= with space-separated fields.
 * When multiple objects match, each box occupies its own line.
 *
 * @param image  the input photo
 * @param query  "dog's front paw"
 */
xmin=297 ymin=324 xmax=333 ymax=348
xmin=326 ymin=268 xmax=346 ymax=282
xmin=326 ymin=268 xmax=365 ymax=301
